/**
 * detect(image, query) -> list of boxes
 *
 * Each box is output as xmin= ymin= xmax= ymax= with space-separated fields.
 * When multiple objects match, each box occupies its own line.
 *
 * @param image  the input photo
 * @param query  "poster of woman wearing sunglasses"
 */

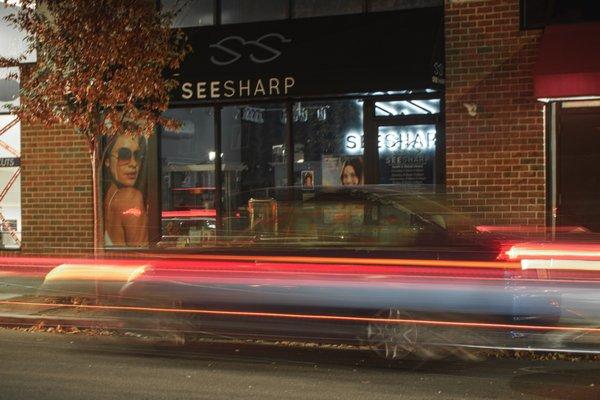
xmin=102 ymin=134 xmax=148 ymax=247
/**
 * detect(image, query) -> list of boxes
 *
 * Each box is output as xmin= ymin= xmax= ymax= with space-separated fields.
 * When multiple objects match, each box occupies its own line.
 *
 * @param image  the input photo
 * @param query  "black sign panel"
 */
xmin=172 ymin=7 xmax=444 ymax=103
xmin=0 ymin=157 xmax=20 ymax=168
xmin=521 ymin=0 xmax=600 ymax=30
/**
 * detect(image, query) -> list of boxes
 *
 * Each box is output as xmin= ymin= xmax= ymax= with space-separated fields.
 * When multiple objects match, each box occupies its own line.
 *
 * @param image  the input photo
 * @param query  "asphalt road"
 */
xmin=0 ymin=328 xmax=598 ymax=400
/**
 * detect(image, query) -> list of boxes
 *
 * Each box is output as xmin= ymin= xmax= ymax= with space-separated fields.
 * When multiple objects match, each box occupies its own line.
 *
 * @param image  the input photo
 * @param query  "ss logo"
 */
xmin=209 ymin=33 xmax=292 ymax=66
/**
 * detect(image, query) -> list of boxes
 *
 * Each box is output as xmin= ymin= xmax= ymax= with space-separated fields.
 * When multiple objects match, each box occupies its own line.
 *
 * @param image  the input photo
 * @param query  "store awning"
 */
xmin=534 ymin=22 xmax=600 ymax=100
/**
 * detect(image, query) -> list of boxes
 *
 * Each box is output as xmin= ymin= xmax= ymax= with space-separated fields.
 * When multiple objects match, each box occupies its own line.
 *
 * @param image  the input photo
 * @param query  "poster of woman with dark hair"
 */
xmin=322 ymin=155 xmax=364 ymax=187
xmin=301 ymin=170 xmax=314 ymax=189
xmin=339 ymin=157 xmax=363 ymax=186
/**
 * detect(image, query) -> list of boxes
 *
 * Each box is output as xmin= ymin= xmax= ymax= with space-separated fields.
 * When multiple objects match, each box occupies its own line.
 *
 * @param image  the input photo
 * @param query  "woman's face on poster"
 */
xmin=341 ymin=164 xmax=360 ymax=185
xmin=304 ymin=173 xmax=313 ymax=187
xmin=108 ymin=135 xmax=142 ymax=187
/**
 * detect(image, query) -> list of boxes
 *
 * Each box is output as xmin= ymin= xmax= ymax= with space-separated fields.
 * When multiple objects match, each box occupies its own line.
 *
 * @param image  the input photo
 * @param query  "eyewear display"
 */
xmin=112 ymin=147 xmax=144 ymax=163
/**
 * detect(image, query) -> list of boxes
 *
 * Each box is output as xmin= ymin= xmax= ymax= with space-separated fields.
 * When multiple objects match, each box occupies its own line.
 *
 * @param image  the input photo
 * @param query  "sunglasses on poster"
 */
xmin=111 ymin=147 xmax=144 ymax=163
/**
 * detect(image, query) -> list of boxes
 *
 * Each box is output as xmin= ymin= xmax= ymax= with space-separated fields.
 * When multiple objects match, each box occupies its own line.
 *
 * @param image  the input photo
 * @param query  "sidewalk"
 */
xmin=0 ymin=295 xmax=131 ymax=331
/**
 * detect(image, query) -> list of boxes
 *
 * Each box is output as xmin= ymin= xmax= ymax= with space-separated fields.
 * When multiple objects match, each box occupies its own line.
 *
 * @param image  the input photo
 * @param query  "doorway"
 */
xmin=556 ymin=103 xmax=600 ymax=232
xmin=363 ymin=96 xmax=443 ymax=186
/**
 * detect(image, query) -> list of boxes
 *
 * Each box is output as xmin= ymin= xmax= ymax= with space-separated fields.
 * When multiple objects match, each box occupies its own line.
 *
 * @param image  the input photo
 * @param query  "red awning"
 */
xmin=534 ymin=22 xmax=600 ymax=99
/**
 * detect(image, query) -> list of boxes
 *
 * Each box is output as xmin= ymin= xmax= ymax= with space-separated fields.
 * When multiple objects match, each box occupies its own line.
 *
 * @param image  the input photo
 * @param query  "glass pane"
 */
xmin=0 ymin=67 xmax=19 ymax=111
xmin=0 ymin=4 xmax=36 ymax=63
xmin=378 ymin=124 xmax=437 ymax=185
xmin=294 ymin=0 xmax=363 ymax=18
xmin=221 ymin=103 xmax=287 ymax=233
xmin=375 ymin=99 xmax=440 ymax=116
xmin=293 ymin=99 xmax=364 ymax=187
xmin=0 ymin=114 xmax=20 ymax=249
xmin=523 ymin=0 xmax=600 ymax=28
xmin=159 ymin=107 xmax=216 ymax=248
xmin=162 ymin=0 xmax=213 ymax=28
xmin=221 ymin=0 xmax=288 ymax=24
xmin=370 ymin=0 xmax=443 ymax=12
xmin=214 ymin=187 xmax=455 ymax=250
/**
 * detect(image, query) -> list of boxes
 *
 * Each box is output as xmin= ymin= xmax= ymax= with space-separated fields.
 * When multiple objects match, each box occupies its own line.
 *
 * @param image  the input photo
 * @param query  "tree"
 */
xmin=0 ymin=0 xmax=189 ymax=252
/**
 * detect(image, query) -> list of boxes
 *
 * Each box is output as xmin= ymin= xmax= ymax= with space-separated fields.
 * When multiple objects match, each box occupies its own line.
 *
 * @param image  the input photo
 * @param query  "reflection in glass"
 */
xmin=161 ymin=0 xmax=213 ymax=27
xmin=0 ymin=115 xmax=20 ymax=249
xmin=160 ymin=108 xmax=216 ymax=248
xmin=0 ymin=67 xmax=19 ymax=110
xmin=0 ymin=4 xmax=36 ymax=63
xmin=293 ymin=100 xmax=364 ymax=187
xmin=219 ymin=186 xmax=461 ymax=249
xmin=294 ymin=0 xmax=363 ymax=18
xmin=221 ymin=103 xmax=287 ymax=231
xmin=375 ymin=99 xmax=440 ymax=116
xmin=221 ymin=0 xmax=288 ymax=24
xmin=378 ymin=124 xmax=437 ymax=185
xmin=370 ymin=0 xmax=443 ymax=12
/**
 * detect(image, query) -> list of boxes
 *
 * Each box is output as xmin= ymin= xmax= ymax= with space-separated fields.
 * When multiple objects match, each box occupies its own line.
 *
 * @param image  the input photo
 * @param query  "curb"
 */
xmin=0 ymin=313 xmax=123 ymax=330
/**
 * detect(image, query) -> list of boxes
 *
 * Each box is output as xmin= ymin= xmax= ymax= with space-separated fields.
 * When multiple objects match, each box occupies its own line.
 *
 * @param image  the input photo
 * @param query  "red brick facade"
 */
xmin=19 ymin=124 xmax=93 ymax=254
xmin=445 ymin=0 xmax=546 ymax=225
xmin=5 ymin=1 xmax=549 ymax=255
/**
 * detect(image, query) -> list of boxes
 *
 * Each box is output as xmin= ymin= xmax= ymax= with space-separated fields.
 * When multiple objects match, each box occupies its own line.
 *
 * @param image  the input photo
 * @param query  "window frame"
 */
xmin=161 ymin=0 xmax=444 ymax=27
xmin=0 ymin=67 xmax=22 ymax=250
xmin=158 ymin=91 xmax=442 ymax=243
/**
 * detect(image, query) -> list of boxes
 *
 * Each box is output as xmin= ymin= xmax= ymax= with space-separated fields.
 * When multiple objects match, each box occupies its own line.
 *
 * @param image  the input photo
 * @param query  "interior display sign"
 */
xmin=376 ymin=125 xmax=437 ymax=185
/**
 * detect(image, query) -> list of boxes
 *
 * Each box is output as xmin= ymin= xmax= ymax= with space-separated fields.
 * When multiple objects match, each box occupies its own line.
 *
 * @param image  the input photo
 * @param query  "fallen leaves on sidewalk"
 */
xmin=9 ymin=321 xmax=117 ymax=336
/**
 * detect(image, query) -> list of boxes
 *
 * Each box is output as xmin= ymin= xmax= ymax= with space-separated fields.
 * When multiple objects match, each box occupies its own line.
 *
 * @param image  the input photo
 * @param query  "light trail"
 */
xmin=505 ymin=243 xmax=600 ymax=261
xmin=140 ymin=254 xmax=521 ymax=270
xmin=1 ymin=300 xmax=599 ymax=333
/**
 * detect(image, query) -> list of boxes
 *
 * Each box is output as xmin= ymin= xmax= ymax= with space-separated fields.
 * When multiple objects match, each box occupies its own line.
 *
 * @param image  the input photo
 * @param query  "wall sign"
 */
xmin=209 ymin=33 xmax=292 ymax=66
xmin=172 ymin=7 xmax=444 ymax=103
xmin=344 ymin=129 xmax=436 ymax=154
xmin=376 ymin=125 xmax=437 ymax=185
xmin=0 ymin=157 xmax=20 ymax=168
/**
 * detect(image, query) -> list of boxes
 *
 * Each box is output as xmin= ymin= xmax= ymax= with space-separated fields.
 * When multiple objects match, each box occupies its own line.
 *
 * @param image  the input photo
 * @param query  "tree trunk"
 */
xmin=89 ymin=138 xmax=102 ymax=257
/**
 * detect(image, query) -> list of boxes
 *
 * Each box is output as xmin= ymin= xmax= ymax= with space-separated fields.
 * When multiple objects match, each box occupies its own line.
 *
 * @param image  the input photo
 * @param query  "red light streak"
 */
xmin=161 ymin=209 xmax=216 ymax=218
xmin=0 ymin=254 xmax=519 ymax=273
xmin=505 ymin=243 xmax=600 ymax=261
xmin=477 ymin=225 xmax=589 ymax=233
xmin=142 ymin=253 xmax=521 ymax=270
xmin=1 ymin=300 xmax=599 ymax=333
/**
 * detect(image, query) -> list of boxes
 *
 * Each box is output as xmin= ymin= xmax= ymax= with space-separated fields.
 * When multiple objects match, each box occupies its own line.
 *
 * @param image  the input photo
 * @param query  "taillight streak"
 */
xmin=1 ymin=300 xmax=599 ymax=333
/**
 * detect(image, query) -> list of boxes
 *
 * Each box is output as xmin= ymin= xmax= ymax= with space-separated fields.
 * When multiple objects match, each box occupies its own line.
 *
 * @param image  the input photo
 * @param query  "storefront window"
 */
xmin=159 ymin=107 xmax=216 ymax=248
xmin=0 ymin=68 xmax=21 ymax=249
xmin=0 ymin=3 xmax=35 ymax=63
xmin=293 ymin=100 xmax=364 ymax=187
xmin=162 ymin=0 xmax=214 ymax=28
xmin=370 ymin=0 xmax=443 ymax=12
xmin=0 ymin=114 xmax=21 ymax=250
xmin=294 ymin=0 xmax=364 ymax=18
xmin=221 ymin=0 xmax=288 ymax=24
xmin=0 ymin=67 xmax=19 ymax=109
xmin=521 ymin=0 xmax=600 ymax=29
xmin=378 ymin=124 xmax=437 ymax=185
xmin=221 ymin=103 xmax=287 ymax=231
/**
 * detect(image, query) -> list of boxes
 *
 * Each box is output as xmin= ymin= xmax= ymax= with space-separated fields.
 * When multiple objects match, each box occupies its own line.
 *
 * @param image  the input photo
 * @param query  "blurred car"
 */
xmin=116 ymin=186 xmax=599 ymax=359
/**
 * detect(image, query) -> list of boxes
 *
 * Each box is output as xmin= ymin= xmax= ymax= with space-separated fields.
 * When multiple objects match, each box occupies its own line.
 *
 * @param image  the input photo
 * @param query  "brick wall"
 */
xmin=19 ymin=124 xmax=93 ymax=254
xmin=445 ymin=0 xmax=546 ymax=225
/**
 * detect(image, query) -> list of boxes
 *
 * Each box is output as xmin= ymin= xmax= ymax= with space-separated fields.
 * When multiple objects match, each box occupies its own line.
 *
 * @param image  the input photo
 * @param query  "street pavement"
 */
xmin=0 ymin=327 xmax=598 ymax=400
